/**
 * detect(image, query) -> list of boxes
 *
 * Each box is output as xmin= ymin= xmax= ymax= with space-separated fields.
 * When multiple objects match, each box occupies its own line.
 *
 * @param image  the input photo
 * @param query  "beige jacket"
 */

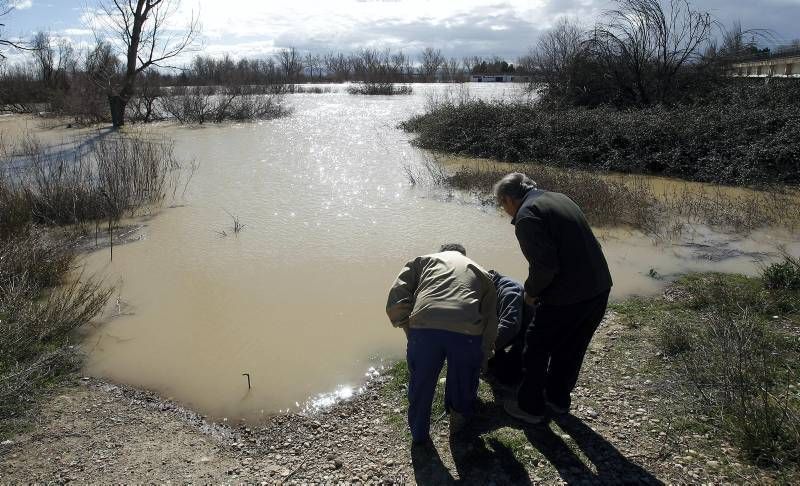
xmin=386 ymin=251 xmax=498 ymax=362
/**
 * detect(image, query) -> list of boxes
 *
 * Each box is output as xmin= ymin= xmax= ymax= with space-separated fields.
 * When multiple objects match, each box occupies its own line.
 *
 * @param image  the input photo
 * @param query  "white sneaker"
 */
xmin=503 ymin=400 xmax=545 ymax=425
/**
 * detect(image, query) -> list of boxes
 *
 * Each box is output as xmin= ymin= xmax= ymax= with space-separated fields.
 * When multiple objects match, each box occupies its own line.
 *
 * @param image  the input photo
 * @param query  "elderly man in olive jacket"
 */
xmin=494 ymin=173 xmax=612 ymax=424
xmin=386 ymin=243 xmax=498 ymax=445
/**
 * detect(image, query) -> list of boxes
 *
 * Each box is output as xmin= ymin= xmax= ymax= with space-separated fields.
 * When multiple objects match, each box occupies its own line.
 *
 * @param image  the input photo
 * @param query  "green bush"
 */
xmin=637 ymin=274 xmax=800 ymax=468
xmin=762 ymin=256 xmax=800 ymax=291
xmin=401 ymin=81 xmax=800 ymax=186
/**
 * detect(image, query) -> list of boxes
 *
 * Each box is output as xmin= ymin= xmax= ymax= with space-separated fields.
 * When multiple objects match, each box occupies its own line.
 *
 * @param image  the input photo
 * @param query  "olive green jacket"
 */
xmin=386 ymin=251 xmax=498 ymax=363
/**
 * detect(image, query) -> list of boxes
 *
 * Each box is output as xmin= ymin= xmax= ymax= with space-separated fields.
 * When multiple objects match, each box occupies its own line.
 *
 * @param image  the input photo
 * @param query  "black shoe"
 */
xmin=544 ymin=392 xmax=571 ymax=415
xmin=546 ymin=400 xmax=569 ymax=415
xmin=504 ymin=400 xmax=546 ymax=425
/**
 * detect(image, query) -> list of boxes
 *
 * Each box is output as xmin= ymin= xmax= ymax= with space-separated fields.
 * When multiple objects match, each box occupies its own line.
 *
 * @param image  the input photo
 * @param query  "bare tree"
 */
xmin=531 ymin=18 xmax=586 ymax=87
xmin=86 ymin=40 xmax=122 ymax=92
xmin=323 ymin=52 xmax=350 ymax=81
xmin=589 ymin=0 xmax=714 ymax=104
xmin=516 ymin=52 xmax=535 ymax=74
xmin=276 ymin=47 xmax=302 ymax=81
xmin=31 ymin=31 xmax=55 ymax=86
xmin=390 ymin=50 xmax=409 ymax=81
xmin=442 ymin=57 xmax=462 ymax=82
xmin=419 ymin=47 xmax=444 ymax=81
xmin=303 ymin=52 xmax=321 ymax=79
xmin=56 ymin=38 xmax=78 ymax=75
xmin=717 ymin=21 xmax=764 ymax=61
xmin=0 ymin=1 xmax=33 ymax=58
xmin=95 ymin=0 xmax=200 ymax=127
xmin=461 ymin=55 xmax=481 ymax=74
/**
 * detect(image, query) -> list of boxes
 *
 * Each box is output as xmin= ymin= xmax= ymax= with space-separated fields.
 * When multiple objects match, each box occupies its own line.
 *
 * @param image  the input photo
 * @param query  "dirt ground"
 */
xmin=0 ymin=315 xmax=787 ymax=484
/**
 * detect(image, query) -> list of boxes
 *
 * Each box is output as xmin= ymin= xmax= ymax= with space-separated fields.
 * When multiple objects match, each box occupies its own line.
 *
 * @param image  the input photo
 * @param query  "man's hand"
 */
xmin=524 ymin=292 xmax=539 ymax=306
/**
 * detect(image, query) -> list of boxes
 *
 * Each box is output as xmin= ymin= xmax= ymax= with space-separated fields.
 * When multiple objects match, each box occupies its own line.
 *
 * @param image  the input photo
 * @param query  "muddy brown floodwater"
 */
xmin=6 ymin=84 xmax=798 ymax=423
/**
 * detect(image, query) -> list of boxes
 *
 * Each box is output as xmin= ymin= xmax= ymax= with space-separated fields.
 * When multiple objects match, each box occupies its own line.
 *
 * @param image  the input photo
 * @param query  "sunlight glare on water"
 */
xmin=66 ymin=83 xmax=800 ymax=422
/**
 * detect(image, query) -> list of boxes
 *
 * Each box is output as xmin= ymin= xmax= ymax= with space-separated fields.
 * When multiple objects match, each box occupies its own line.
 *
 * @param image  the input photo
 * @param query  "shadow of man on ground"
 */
xmin=468 ymin=382 xmax=663 ymax=484
xmin=411 ymin=441 xmax=455 ymax=485
xmin=520 ymin=414 xmax=663 ymax=485
xmin=410 ymin=430 xmax=534 ymax=486
xmin=449 ymin=431 xmax=533 ymax=485
xmin=550 ymin=414 xmax=663 ymax=484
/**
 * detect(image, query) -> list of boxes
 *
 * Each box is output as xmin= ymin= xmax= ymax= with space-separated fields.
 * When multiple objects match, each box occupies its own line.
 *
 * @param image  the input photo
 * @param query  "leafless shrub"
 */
xmin=127 ymin=77 xmax=166 ymax=123
xmin=0 ymin=231 xmax=112 ymax=436
xmin=346 ymin=82 xmax=412 ymax=95
xmin=0 ymin=132 xmax=183 ymax=237
xmin=158 ymin=85 xmax=288 ymax=124
xmin=655 ymin=274 xmax=800 ymax=467
xmin=275 ymin=85 xmax=334 ymax=94
xmin=660 ymin=185 xmax=800 ymax=232
xmin=528 ymin=0 xmax=741 ymax=106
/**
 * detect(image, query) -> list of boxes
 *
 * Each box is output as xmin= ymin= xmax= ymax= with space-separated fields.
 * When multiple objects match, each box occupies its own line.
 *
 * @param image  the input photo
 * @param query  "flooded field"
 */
xmin=5 ymin=83 xmax=799 ymax=422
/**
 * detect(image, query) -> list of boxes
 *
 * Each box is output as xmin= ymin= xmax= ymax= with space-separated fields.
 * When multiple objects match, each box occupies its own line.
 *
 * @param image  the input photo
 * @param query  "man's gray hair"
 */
xmin=493 ymin=172 xmax=537 ymax=203
xmin=440 ymin=243 xmax=466 ymax=256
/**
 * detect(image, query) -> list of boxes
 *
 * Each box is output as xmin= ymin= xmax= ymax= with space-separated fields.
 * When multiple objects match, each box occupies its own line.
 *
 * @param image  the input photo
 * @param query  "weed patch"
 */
xmin=614 ymin=268 xmax=800 ymax=468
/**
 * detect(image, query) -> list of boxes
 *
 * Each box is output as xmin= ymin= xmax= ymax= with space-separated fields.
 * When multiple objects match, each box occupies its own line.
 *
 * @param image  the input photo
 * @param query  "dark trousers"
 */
xmin=488 ymin=303 xmax=536 ymax=385
xmin=406 ymin=328 xmax=483 ymax=442
xmin=517 ymin=290 xmax=609 ymax=415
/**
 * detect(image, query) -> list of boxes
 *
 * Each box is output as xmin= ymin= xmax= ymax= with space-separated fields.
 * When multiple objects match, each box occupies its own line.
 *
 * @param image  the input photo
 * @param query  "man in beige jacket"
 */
xmin=386 ymin=243 xmax=498 ymax=445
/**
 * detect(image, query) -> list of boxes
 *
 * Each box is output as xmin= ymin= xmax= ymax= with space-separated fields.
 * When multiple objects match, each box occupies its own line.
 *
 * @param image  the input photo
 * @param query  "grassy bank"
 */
xmin=410 ymin=158 xmax=800 ymax=237
xmin=0 ymin=131 xmax=184 ymax=439
xmin=381 ymin=261 xmax=800 ymax=479
xmin=401 ymin=80 xmax=800 ymax=187
xmin=613 ymin=264 xmax=800 ymax=470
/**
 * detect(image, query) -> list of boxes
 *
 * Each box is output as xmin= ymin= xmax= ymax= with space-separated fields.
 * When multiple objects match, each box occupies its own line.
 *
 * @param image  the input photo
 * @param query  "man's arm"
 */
xmin=494 ymin=279 xmax=524 ymax=350
xmin=515 ymin=216 xmax=558 ymax=299
xmin=386 ymin=258 xmax=419 ymax=330
xmin=477 ymin=271 xmax=498 ymax=369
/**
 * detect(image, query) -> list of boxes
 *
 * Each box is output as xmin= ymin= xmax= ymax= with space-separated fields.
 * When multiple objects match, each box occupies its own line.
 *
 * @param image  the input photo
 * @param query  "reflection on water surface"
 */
xmin=7 ymin=84 xmax=794 ymax=421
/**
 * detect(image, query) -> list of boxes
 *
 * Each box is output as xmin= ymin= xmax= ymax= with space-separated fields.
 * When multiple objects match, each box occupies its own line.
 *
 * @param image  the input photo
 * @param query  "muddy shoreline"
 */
xmin=2 ymin=313 xmax=790 ymax=484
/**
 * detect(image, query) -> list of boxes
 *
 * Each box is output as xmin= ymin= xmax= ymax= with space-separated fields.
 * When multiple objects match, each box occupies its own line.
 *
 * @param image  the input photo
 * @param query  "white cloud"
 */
xmin=155 ymin=0 xmax=603 ymax=59
xmin=62 ymin=28 xmax=93 ymax=36
xmin=12 ymin=0 xmax=33 ymax=10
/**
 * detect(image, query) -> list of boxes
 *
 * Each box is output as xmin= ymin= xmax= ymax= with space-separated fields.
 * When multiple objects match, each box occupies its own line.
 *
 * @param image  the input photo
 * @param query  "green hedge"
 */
xmin=402 ymin=82 xmax=800 ymax=186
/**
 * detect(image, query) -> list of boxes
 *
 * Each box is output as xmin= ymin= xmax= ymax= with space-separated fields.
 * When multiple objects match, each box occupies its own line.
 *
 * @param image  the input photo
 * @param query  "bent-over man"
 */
xmin=486 ymin=270 xmax=535 ymax=387
xmin=386 ymin=243 xmax=497 ymax=445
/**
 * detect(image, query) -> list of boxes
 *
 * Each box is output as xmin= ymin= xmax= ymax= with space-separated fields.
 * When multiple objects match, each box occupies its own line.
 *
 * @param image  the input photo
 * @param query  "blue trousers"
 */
xmin=406 ymin=328 xmax=483 ymax=442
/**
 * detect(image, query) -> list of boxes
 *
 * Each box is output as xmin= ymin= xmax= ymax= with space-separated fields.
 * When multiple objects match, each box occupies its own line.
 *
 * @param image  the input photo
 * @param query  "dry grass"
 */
xmin=448 ymin=163 xmax=661 ymax=231
xmin=0 ymin=130 xmax=188 ymax=438
xmin=0 ymin=132 xmax=183 ymax=237
xmin=411 ymin=158 xmax=800 ymax=238
xmin=625 ymin=271 xmax=800 ymax=468
xmin=0 ymin=231 xmax=112 ymax=438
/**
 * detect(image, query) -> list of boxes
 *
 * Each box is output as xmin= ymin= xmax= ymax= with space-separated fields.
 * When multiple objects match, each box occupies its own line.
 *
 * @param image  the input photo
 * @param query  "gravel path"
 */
xmin=0 ymin=315 xmax=785 ymax=484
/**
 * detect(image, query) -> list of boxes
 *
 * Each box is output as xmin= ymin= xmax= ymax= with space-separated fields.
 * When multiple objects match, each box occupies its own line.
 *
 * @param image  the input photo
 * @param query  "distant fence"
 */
xmin=730 ymin=53 xmax=800 ymax=78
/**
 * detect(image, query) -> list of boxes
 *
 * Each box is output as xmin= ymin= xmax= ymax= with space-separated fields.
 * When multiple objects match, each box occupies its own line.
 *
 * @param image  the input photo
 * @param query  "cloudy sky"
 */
xmin=2 ymin=0 xmax=799 ymax=65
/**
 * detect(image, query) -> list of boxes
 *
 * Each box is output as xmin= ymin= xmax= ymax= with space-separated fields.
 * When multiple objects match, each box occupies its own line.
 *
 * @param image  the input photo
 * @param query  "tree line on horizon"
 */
xmin=0 ymin=0 xmax=795 ymax=125
xmin=0 ymin=35 xmax=531 ymax=124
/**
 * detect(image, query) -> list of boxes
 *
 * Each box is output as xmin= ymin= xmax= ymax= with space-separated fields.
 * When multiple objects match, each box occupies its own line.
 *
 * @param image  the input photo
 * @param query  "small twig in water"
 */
xmin=221 ymin=208 xmax=246 ymax=234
